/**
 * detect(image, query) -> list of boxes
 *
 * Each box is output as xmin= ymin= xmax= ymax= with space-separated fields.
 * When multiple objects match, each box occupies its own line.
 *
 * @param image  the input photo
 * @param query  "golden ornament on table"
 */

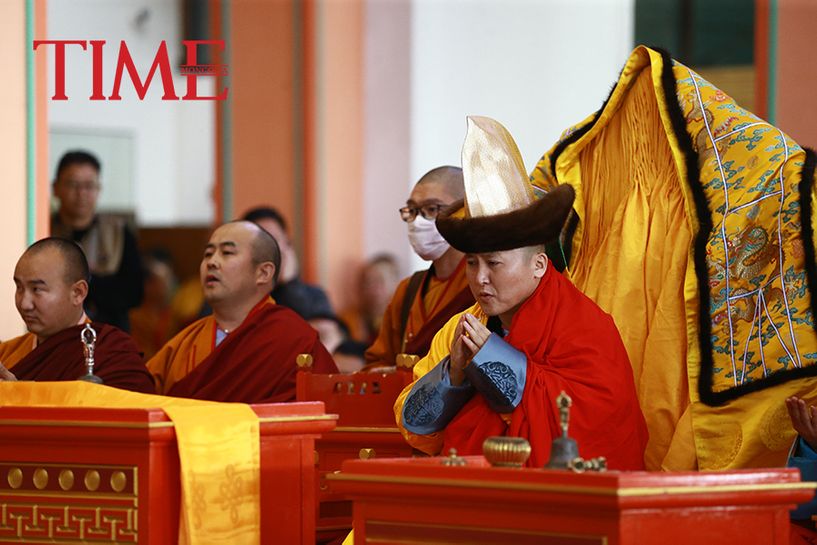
xmin=482 ymin=436 xmax=531 ymax=468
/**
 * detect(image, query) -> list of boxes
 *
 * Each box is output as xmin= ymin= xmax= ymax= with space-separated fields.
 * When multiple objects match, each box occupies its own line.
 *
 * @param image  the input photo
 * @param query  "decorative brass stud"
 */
xmin=110 ymin=471 xmax=127 ymax=493
xmin=441 ymin=448 xmax=467 ymax=467
xmin=32 ymin=468 xmax=49 ymax=490
xmin=58 ymin=470 xmax=75 ymax=491
xmin=396 ymin=354 xmax=419 ymax=369
xmin=296 ymin=354 xmax=313 ymax=369
xmin=359 ymin=448 xmax=376 ymax=460
xmin=7 ymin=468 xmax=23 ymax=489
xmin=84 ymin=470 xmax=100 ymax=491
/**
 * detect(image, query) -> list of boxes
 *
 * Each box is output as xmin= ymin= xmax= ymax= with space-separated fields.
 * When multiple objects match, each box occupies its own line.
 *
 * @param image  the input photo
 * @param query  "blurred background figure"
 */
xmin=51 ymin=150 xmax=144 ymax=331
xmin=243 ymin=206 xmax=335 ymax=319
xmin=307 ymin=313 xmax=367 ymax=374
xmin=169 ymin=276 xmax=208 ymax=335
xmin=340 ymin=254 xmax=400 ymax=346
xmin=129 ymin=249 xmax=178 ymax=360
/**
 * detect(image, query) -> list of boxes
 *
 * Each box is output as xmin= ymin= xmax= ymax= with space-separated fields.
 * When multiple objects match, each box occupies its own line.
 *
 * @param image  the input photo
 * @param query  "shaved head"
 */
xmin=201 ymin=221 xmax=281 ymax=313
xmin=14 ymin=237 xmax=90 ymax=341
xmin=241 ymin=221 xmax=282 ymax=286
xmin=416 ymin=166 xmax=464 ymax=201
xmin=24 ymin=237 xmax=90 ymax=284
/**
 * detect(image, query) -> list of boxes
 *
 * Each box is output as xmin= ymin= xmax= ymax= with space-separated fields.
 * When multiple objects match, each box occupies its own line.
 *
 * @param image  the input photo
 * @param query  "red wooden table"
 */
xmin=0 ymin=402 xmax=336 ymax=544
xmin=329 ymin=455 xmax=816 ymax=545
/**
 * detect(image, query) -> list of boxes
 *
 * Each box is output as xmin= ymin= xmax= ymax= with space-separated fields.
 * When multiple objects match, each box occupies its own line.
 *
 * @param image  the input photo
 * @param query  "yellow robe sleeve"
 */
xmin=393 ymin=303 xmax=485 ymax=455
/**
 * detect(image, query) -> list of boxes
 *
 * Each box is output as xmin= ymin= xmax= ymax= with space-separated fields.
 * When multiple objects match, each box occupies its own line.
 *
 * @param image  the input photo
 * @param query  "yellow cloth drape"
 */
xmin=0 ymin=381 xmax=260 ymax=545
xmin=531 ymin=46 xmax=817 ymax=470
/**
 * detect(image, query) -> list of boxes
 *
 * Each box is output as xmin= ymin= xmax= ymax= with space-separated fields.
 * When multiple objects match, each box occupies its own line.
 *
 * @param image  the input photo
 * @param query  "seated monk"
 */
xmin=394 ymin=117 xmax=648 ymax=469
xmin=0 ymin=237 xmax=154 ymax=392
xmin=147 ymin=221 xmax=338 ymax=402
xmin=363 ymin=166 xmax=474 ymax=371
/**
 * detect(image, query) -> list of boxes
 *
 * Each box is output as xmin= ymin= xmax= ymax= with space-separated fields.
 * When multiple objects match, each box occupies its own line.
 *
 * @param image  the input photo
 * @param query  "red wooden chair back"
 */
xmin=296 ymin=353 xmax=419 ymax=542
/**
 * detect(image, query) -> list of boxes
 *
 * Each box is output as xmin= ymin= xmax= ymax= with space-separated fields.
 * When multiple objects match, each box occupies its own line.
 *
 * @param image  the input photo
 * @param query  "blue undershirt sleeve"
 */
xmin=789 ymin=437 xmax=817 ymax=520
xmin=401 ymin=357 xmax=475 ymax=435
xmin=464 ymin=333 xmax=527 ymax=414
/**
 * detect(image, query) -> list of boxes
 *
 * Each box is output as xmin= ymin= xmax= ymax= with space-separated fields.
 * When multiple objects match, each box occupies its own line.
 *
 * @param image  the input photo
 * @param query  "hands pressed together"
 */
xmin=449 ymin=313 xmax=490 ymax=386
xmin=786 ymin=396 xmax=817 ymax=451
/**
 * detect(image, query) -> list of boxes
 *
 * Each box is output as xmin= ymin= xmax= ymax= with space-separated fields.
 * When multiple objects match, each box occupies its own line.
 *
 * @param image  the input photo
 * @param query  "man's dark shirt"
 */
xmin=52 ymin=214 xmax=144 ymax=332
xmin=272 ymin=277 xmax=333 ymax=319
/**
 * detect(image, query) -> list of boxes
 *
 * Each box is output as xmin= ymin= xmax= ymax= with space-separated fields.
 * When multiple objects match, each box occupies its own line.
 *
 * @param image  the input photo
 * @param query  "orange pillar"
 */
xmin=221 ymin=0 xmax=366 ymax=309
xmin=775 ymin=0 xmax=817 ymax=148
xmin=225 ymin=0 xmax=300 ymax=229
xmin=754 ymin=0 xmax=770 ymax=119
xmin=310 ymin=0 xmax=365 ymax=309
xmin=301 ymin=0 xmax=318 ymax=283
xmin=0 ymin=1 xmax=33 ymax=337
xmin=34 ymin=0 xmax=48 ymax=241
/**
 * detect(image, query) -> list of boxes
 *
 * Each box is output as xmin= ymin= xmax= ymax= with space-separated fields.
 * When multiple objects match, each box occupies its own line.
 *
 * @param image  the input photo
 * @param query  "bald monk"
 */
xmin=147 ymin=221 xmax=338 ymax=402
xmin=0 ymin=238 xmax=154 ymax=392
xmin=364 ymin=166 xmax=475 ymax=370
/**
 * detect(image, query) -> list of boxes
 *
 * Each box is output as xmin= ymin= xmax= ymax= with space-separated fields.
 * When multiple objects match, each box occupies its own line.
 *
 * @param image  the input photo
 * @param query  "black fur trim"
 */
xmin=435 ymin=185 xmax=575 ymax=254
xmin=800 ymin=148 xmax=817 ymax=337
xmin=548 ymin=78 xmax=621 ymax=182
xmin=650 ymin=50 xmax=722 ymax=405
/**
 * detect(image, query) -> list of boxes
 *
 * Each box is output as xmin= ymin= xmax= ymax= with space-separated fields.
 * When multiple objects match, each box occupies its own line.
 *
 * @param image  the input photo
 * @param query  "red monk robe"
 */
xmin=396 ymin=266 xmax=648 ymax=470
xmin=147 ymin=297 xmax=338 ymax=402
xmin=0 ymin=323 xmax=154 ymax=393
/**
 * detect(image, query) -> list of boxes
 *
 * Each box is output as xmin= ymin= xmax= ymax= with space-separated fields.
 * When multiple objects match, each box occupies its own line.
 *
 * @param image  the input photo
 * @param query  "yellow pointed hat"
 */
xmin=436 ymin=116 xmax=575 ymax=253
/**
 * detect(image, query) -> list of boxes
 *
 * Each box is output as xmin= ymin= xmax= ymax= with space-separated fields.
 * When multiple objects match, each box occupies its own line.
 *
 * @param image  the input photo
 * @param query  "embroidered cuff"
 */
xmin=402 ymin=357 xmax=475 ymax=435
xmin=464 ymin=333 xmax=526 ymax=413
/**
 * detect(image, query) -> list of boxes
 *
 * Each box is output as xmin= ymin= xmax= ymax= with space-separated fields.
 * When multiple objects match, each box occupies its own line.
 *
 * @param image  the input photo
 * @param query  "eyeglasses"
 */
xmin=61 ymin=181 xmax=100 ymax=193
xmin=398 ymin=203 xmax=451 ymax=222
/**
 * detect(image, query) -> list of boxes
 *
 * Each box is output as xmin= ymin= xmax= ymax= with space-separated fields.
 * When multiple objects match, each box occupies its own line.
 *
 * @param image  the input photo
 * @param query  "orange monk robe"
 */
xmin=364 ymin=259 xmax=474 ymax=368
xmin=129 ymin=305 xmax=173 ymax=360
xmin=338 ymin=306 xmax=378 ymax=346
xmin=147 ymin=297 xmax=338 ymax=402
xmin=0 ymin=323 xmax=154 ymax=393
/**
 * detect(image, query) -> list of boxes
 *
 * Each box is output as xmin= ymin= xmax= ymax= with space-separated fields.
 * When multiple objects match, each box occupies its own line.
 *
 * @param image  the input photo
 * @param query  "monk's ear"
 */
xmin=532 ymin=250 xmax=547 ymax=279
xmin=256 ymin=262 xmax=275 ymax=286
xmin=71 ymin=279 xmax=89 ymax=305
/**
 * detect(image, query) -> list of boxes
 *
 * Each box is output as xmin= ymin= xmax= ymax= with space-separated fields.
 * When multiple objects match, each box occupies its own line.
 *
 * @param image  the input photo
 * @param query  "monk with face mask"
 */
xmin=362 ymin=166 xmax=475 ymax=371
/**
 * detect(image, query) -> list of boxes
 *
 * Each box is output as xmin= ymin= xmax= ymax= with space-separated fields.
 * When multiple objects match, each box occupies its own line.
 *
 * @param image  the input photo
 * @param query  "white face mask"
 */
xmin=407 ymin=215 xmax=450 ymax=261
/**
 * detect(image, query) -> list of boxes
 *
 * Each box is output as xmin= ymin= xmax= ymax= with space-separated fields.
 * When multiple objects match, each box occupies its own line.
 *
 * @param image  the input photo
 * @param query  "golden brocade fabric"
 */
xmin=0 ymin=382 xmax=260 ymax=545
xmin=530 ymin=46 xmax=817 ymax=470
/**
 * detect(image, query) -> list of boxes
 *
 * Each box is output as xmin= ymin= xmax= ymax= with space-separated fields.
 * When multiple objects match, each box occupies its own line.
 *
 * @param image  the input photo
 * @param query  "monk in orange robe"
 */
xmin=0 ymin=238 xmax=154 ymax=392
xmin=364 ymin=166 xmax=474 ymax=370
xmin=147 ymin=221 xmax=337 ymax=402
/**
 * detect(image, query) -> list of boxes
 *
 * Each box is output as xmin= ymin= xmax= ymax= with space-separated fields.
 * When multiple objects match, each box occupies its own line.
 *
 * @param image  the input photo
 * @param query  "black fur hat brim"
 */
xmin=435 ymin=184 xmax=575 ymax=253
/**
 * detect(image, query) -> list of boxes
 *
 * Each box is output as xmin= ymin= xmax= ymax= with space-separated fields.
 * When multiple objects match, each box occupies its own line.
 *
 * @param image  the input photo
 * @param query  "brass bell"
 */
xmin=545 ymin=391 xmax=578 ymax=469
